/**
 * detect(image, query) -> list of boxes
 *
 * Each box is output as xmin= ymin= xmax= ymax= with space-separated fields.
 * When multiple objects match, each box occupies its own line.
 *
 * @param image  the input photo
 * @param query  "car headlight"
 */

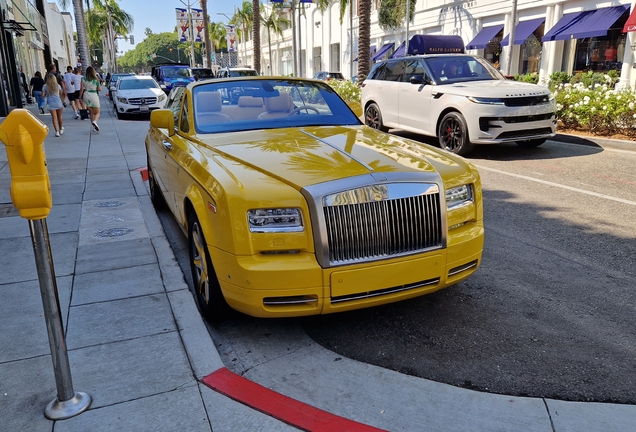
xmin=117 ymin=96 xmax=128 ymax=104
xmin=158 ymin=94 xmax=167 ymax=102
xmin=247 ymin=208 xmax=304 ymax=233
xmin=446 ymin=185 xmax=473 ymax=209
xmin=467 ymin=96 xmax=505 ymax=105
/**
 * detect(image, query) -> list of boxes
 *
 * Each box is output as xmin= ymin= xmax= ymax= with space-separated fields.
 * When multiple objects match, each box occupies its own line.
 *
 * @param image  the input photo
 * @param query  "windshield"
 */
xmin=163 ymin=67 xmax=192 ymax=79
xmin=426 ymin=56 xmax=504 ymax=84
xmin=193 ymin=79 xmax=361 ymax=134
xmin=229 ymin=70 xmax=259 ymax=77
xmin=119 ymin=78 xmax=159 ymax=90
xmin=194 ymin=69 xmax=214 ymax=78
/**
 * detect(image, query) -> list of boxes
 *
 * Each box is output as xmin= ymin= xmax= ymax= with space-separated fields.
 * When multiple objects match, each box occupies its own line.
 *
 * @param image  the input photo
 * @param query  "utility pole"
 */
xmin=291 ymin=1 xmax=298 ymax=76
xmin=181 ymin=0 xmax=197 ymax=67
xmin=405 ymin=0 xmax=410 ymax=55
xmin=505 ymin=0 xmax=518 ymax=76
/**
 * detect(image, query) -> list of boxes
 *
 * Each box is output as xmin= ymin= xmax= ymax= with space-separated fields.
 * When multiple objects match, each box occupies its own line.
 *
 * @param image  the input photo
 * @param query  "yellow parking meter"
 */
xmin=0 ymin=109 xmax=51 ymax=220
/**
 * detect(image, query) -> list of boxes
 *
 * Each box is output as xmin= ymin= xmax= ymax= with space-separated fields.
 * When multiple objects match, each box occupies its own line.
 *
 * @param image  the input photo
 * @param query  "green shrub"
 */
xmin=327 ymin=79 xmax=361 ymax=104
xmin=554 ymin=80 xmax=636 ymax=136
xmin=515 ymin=73 xmax=539 ymax=84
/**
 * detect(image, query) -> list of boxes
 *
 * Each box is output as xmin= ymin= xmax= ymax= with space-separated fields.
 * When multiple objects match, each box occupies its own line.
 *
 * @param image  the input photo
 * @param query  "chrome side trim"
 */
xmin=448 ymin=260 xmax=478 ymax=277
xmin=331 ymin=277 xmax=440 ymax=304
xmin=263 ymin=296 xmax=318 ymax=306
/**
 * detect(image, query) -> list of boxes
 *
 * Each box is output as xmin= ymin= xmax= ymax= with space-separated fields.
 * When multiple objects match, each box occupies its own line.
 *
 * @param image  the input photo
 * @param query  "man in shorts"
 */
xmin=63 ymin=66 xmax=80 ymax=119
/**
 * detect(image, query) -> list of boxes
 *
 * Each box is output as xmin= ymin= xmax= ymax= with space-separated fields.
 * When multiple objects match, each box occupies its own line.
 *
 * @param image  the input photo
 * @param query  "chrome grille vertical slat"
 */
xmin=323 ymin=188 xmax=443 ymax=265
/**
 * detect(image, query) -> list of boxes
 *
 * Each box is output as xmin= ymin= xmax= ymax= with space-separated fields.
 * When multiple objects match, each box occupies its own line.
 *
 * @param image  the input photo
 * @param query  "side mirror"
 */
xmin=150 ymin=109 xmax=175 ymax=137
xmin=348 ymin=101 xmax=363 ymax=118
xmin=410 ymin=75 xmax=425 ymax=85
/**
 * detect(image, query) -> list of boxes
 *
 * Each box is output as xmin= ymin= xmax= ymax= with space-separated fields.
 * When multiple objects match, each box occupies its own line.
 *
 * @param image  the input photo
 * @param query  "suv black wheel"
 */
xmin=188 ymin=211 xmax=230 ymax=322
xmin=516 ymin=138 xmax=547 ymax=148
xmin=365 ymin=103 xmax=389 ymax=132
xmin=438 ymin=112 xmax=474 ymax=156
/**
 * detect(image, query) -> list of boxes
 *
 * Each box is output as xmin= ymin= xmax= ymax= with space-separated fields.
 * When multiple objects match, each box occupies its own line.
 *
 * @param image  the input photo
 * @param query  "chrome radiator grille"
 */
xmin=129 ymin=96 xmax=157 ymax=105
xmin=323 ymin=192 xmax=442 ymax=265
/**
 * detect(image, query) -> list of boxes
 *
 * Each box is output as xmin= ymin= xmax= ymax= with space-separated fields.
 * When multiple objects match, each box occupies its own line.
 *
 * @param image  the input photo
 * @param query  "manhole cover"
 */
xmin=95 ymin=228 xmax=133 ymax=238
xmin=94 ymin=201 xmax=125 ymax=208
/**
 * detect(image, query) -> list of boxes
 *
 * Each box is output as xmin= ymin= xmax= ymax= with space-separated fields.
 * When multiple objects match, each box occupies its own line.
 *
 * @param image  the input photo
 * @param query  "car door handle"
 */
xmin=162 ymin=141 xmax=173 ymax=151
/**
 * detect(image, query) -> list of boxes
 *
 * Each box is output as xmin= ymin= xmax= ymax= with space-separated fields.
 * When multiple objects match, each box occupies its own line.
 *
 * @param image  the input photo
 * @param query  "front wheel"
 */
xmin=516 ymin=138 xmax=547 ymax=148
xmin=365 ymin=103 xmax=389 ymax=132
xmin=438 ymin=112 xmax=474 ymax=156
xmin=188 ymin=211 xmax=229 ymax=322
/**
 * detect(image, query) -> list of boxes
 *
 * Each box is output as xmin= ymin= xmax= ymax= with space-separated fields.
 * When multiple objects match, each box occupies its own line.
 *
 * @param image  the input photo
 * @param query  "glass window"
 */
xmin=517 ymin=23 xmax=544 ymax=75
xmin=404 ymin=59 xmax=427 ymax=82
xmin=166 ymin=86 xmax=185 ymax=127
xmin=180 ymin=95 xmax=190 ymax=133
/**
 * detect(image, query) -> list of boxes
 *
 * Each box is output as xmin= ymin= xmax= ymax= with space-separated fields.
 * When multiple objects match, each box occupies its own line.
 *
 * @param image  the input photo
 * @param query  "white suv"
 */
xmin=114 ymin=75 xmax=167 ymax=118
xmin=361 ymin=54 xmax=556 ymax=155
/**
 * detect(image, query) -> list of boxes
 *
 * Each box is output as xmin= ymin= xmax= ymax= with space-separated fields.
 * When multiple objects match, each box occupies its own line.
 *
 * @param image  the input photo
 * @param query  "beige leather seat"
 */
xmin=257 ymin=93 xmax=294 ymax=119
xmin=196 ymin=91 xmax=230 ymax=124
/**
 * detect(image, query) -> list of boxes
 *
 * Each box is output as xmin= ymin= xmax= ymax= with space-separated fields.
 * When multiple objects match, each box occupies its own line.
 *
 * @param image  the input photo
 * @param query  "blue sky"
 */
xmin=61 ymin=0 xmax=247 ymax=53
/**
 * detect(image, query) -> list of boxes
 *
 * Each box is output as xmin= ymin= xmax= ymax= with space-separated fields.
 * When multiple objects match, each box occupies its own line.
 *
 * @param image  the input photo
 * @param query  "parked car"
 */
xmin=113 ymin=75 xmax=167 ymax=118
xmin=108 ymin=73 xmax=134 ymax=101
xmin=314 ymin=71 xmax=345 ymax=81
xmin=217 ymin=67 xmax=259 ymax=78
xmin=191 ymin=67 xmax=215 ymax=81
xmin=151 ymin=63 xmax=194 ymax=93
xmin=362 ymin=54 xmax=556 ymax=156
xmin=145 ymin=77 xmax=484 ymax=321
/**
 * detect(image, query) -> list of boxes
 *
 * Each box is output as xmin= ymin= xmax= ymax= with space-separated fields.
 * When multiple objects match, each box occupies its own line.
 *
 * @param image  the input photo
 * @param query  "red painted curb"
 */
xmin=134 ymin=166 xmax=148 ymax=181
xmin=201 ymin=367 xmax=387 ymax=432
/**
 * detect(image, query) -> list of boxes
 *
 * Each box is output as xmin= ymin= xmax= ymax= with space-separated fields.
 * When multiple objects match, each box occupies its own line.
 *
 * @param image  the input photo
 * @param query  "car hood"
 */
xmin=117 ymin=89 xmax=163 ymax=98
xmin=437 ymin=80 xmax=552 ymax=98
xmin=194 ymin=126 xmax=473 ymax=190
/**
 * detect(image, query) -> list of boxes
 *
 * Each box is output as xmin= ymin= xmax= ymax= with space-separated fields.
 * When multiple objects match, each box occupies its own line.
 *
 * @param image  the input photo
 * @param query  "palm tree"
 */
xmin=200 ymin=0 xmax=212 ymax=67
xmin=85 ymin=1 xmax=133 ymax=73
xmin=252 ymin=0 xmax=261 ymax=73
xmin=208 ymin=22 xmax=228 ymax=54
xmin=232 ymin=1 xmax=253 ymax=66
xmin=358 ymin=0 xmax=371 ymax=79
xmin=262 ymin=5 xmax=289 ymax=75
xmin=58 ymin=0 xmax=90 ymax=73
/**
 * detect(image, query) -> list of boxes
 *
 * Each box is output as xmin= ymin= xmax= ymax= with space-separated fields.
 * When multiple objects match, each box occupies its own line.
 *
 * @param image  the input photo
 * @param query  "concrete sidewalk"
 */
xmin=1 ymin=97 xmax=634 ymax=431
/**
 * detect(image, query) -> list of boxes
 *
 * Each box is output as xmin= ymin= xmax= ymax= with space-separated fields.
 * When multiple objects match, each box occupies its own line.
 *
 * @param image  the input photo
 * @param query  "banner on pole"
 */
xmin=176 ymin=8 xmax=189 ymax=42
xmin=192 ymin=8 xmax=204 ymax=43
xmin=225 ymin=25 xmax=237 ymax=53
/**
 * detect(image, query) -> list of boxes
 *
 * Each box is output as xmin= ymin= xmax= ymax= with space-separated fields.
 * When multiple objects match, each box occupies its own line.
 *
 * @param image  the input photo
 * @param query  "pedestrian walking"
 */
xmin=29 ymin=71 xmax=45 ymax=114
xmin=42 ymin=72 xmax=64 ymax=137
xmin=46 ymin=63 xmax=67 ymax=107
xmin=63 ymin=66 xmax=80 ymax=119
xmin=81 ymin=66 xmax=102 ymax=131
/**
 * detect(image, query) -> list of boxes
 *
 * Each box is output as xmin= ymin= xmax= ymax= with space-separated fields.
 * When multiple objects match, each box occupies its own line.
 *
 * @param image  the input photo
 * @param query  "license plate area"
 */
xmin=140 ymin=105 xmax=149 ymax=113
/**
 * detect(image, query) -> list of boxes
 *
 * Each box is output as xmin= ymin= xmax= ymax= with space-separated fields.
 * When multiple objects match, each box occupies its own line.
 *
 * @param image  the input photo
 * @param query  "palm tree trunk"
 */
xmin=201 ymin=0 xmax=212 ymax=67
xmin=358 ymin=0 xmax=371 ymax=79
xmin=73 ymin=0 xmax=90 ymax=74
xmin=268 ymin=28 xmax=273 ymax=75
xmin=252 ymin=0 xmax=260 ymax=74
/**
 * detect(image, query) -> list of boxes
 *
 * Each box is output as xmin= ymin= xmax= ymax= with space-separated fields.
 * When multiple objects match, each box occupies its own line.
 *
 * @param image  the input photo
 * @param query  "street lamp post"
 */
xmin=180 ymin=0 xmax=197 ymax=67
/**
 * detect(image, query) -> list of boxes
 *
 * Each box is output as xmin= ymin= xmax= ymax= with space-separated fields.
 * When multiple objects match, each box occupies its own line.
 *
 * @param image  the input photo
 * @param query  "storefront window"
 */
xmin=483 ymin=31 xmax=503 ymax=69
xmin=518 ymin=23 xmax=544 ymax=74
xmin=573 ymin=10 xmax=629 ymax=74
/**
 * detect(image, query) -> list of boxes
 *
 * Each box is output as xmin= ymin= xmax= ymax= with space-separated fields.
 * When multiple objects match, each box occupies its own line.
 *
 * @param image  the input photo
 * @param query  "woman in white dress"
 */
xmin=81 ymin=66 xmax=102 ymax=131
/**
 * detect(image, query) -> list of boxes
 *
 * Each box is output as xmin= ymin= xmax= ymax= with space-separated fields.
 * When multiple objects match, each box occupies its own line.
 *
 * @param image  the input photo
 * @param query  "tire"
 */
xmin=147 ymin=155 xmax=167 ymax=209
xmin=188 ymin=211 xmax=230 ymax=322
xmin=438 ymin=112 xmax=474 ymax=156
xmin=516 ymin=138 xmax=547 ymax=148
xmin=365 ymin=103 xmax=389 ymax=132
xmin=115 ymin=110 xmax=122 ymax=119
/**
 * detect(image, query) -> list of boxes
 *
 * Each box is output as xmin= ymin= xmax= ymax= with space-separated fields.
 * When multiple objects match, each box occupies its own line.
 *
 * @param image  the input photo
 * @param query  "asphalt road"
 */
xmin=156 ymin=135 xmax=636 ymax=404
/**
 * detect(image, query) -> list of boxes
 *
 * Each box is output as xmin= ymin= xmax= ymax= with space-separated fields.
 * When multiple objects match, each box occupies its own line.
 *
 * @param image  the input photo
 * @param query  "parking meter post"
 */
xmin=29 ymin=218 xmax=92 ymax=420
xmin=0 ymin=109 xmax=91 ymax=420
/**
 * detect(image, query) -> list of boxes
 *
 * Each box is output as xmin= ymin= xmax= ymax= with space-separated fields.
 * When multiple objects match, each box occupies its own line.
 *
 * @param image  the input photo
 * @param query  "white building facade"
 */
xmin=244 ymin=0 xmax=636 ymax=88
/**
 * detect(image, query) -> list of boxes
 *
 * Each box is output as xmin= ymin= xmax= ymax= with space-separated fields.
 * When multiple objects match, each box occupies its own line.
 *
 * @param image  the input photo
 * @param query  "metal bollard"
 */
xmin=0 ymin=109 xmax=91 ymax=420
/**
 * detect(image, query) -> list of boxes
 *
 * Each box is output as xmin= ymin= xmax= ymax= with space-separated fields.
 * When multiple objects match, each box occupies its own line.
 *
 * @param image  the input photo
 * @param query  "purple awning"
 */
xmin=543 ymin=6 xmax=628 ymax=41
xmin=501 ymin=18 xmax=545 ymax=46
xmin=466 ymin=25 xmax=504 ymax=50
